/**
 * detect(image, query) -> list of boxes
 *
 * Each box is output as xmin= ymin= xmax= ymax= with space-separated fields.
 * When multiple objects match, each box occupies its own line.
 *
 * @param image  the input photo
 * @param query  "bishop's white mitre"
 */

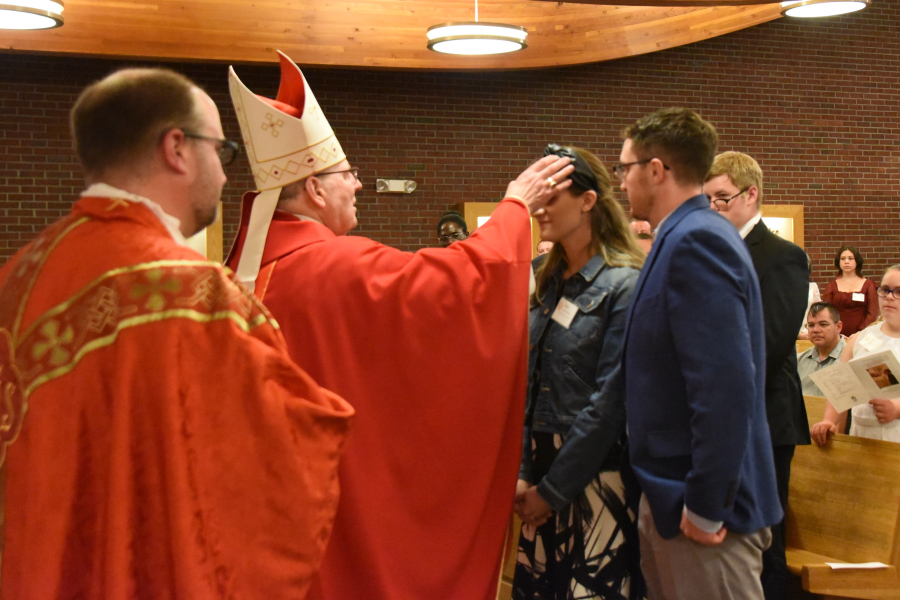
xmin=228 ymin=51 xmax=346 ymax=290
xmin=229 ymin=50 xmax=345 ymax=191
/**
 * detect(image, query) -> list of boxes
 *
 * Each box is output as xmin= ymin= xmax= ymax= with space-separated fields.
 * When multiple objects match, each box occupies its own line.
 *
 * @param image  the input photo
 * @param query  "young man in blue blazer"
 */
xmin=618 ymin=108 xmax=782 ymax=600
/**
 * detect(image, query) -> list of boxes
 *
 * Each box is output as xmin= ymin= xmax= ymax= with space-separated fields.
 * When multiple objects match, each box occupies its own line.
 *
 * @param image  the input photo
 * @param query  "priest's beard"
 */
xmin=193 ymin=201 xmax=220 ymax=234
xmin=188 ymin=161 xmax=223 ymax=236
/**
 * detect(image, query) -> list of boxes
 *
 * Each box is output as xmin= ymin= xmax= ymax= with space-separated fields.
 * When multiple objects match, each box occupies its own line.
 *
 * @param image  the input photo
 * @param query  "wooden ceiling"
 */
xmin=0 ymin=0 xmax=785 ymax=70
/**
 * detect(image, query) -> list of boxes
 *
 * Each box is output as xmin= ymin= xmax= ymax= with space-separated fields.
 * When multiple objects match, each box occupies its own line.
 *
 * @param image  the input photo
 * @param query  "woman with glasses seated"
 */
xmin=513 ymin=145 xmax=645 ymax=600
xmin=811 ymin=265 xmax=900 ymax=445
xmin=822 ymin=244 xmax=879 ymax=337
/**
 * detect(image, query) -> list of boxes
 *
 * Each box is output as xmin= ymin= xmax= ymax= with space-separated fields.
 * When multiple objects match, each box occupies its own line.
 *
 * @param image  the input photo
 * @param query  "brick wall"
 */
xmin=1 ymin=2 xmax=896 ymax=289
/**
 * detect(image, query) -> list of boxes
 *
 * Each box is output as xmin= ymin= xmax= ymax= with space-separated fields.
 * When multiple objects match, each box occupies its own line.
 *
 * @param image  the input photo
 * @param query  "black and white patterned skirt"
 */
xmin=512 ymin=432 xmax=644 ymax=600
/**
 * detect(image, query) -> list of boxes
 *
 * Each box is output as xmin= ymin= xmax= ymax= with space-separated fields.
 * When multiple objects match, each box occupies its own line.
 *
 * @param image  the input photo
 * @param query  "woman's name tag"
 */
xmin=552 ymin=297 xmax=578 ymax=329
xmin=853 ymin=292 xmax=865 ymax=302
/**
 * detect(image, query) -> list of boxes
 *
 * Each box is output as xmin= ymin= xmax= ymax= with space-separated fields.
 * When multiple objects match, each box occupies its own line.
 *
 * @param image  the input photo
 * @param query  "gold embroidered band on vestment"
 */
xmin=0 ymin=207 xmax=276 ymax=471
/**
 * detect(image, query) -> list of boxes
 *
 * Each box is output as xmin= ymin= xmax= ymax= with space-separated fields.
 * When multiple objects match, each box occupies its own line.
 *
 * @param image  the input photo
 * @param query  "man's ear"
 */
xmin=648 ymin=158 xmax=668 ymax=184
xmin=160 ymin=128 xmax=190 ymax=175
xmin=304 ymin=175 xmax=328 ymax=209
xmin=836 ymin=320 xmax=843 ymax=335
xmin=746 ymin=185 xmax=760 ymax=209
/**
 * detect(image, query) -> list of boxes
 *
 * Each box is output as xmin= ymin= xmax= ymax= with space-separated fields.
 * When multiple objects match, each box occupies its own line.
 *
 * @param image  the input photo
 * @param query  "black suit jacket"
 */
xmin=745 ymin=220 xmax=811 ymax=447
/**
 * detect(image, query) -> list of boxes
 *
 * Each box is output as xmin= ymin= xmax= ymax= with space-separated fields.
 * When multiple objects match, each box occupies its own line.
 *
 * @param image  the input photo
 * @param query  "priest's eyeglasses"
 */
xmin=877 ymin=286 xmax=900 ymax=300
xmin=184 ymin=132 xmax=240 ymax=166
xmin=710 ymin=188 xmax=749 ymax=211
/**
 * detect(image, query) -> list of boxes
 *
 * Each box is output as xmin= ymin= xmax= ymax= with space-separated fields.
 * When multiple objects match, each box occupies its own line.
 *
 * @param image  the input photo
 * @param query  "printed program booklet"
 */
xmin=809 ymin=348 xmax=900 ymax=413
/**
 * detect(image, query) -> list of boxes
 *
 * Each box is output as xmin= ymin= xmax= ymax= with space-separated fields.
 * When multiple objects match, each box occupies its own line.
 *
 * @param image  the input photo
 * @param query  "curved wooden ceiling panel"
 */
xmin=0 ymin=0 xmax=784 ymax=69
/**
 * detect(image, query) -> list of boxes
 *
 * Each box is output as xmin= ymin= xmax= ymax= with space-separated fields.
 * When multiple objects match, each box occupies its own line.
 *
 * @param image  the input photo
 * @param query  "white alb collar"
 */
xmin=81 ymin=183 xmax=188 ymax=246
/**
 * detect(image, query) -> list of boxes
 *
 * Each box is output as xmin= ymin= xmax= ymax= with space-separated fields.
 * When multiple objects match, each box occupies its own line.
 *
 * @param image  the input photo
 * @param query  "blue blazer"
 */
xmin=623 ymin=195 xmax=782 ymax=539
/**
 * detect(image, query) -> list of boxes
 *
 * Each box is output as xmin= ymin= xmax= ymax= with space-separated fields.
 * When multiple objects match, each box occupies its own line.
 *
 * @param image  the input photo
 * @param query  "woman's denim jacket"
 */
xmin=520 ymin=253 xmax=639 ymax=512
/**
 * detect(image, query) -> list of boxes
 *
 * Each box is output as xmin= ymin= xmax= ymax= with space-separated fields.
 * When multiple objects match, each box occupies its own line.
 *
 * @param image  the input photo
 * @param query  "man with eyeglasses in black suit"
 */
xmin=705 ymin=150 xmax=811 ymax=600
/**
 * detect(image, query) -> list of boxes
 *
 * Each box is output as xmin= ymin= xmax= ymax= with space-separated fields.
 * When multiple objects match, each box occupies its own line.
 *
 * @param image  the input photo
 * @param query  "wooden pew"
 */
xmin=496 ymin=515 xmax=520 ymax=600
xmin=786 ymin=401 xmax=900 ymax=600
xmin=804 ymin=394 xmax=826 ymax=428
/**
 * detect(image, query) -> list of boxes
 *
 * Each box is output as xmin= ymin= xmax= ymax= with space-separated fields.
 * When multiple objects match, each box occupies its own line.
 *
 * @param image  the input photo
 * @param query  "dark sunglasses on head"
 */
xmin=542 ymin=144 xmax=601 ymax=195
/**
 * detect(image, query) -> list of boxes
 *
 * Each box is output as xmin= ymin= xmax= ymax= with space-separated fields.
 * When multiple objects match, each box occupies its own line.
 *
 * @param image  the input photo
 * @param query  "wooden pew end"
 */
xmin=802 ymin=563 xmax=900 ymax=600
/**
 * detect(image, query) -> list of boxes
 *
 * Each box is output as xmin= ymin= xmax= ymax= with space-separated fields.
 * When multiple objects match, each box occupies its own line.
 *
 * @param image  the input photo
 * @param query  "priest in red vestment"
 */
xmin=226 ymin=52 xmax=575 ymax=600
xmin=0 ymin=68 xmax=354 ymax=600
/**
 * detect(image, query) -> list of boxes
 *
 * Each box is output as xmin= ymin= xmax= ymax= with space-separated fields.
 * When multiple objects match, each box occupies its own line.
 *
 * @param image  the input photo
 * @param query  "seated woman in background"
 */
xmin=513 ymin=145 xmax=644 ymax=600
xmin=811 ymin=265 xmax=900 ymax=445
xmin=822 ymin=244 xmax=879 ymax=337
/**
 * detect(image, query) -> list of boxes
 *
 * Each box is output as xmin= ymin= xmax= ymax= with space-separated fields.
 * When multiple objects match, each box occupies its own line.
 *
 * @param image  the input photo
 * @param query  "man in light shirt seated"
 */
xmin=798 ymin=302 xmax=846 ymax=397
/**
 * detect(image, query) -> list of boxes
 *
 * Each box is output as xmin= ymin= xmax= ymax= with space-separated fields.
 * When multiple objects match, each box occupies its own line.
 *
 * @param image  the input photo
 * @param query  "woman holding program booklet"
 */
xmin=812 ymin=265 xmax=900 ymax=445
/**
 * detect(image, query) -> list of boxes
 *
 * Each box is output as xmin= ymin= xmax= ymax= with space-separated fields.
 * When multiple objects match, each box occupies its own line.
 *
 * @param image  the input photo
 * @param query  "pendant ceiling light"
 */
xmin=0 ymin=0 xmax=64 ymax=29
xmin=427 ymin=0 xmax=527 ymax=56
xmin=781 ymin=0 xmax=869 ymax=18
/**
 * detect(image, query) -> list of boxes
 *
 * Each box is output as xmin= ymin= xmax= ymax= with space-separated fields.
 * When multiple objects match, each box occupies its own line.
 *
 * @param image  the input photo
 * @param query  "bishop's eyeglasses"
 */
xmin=317 ymin=167 xmax=361 ymax=181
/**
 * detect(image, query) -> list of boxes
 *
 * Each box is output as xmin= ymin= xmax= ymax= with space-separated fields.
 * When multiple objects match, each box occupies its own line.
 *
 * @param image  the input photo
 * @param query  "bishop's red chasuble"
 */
xmin=227 ymin=197 xmax=531 ymax=600
xmin=0 ymin=197 xmax=354 ymax=600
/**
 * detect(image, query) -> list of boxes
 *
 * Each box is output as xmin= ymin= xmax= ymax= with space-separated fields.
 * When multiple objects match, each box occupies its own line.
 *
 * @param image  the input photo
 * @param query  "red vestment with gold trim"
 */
xmin=0 ymin=196 xmax=353 ymax=600
xmin=227 ymin=198 xmax=531 ymax=600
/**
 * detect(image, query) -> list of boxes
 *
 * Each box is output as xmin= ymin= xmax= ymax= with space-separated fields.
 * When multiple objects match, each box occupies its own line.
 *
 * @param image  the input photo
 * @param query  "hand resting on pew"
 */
xmin=812 ymin=396 xmax=900 ymax=445
xmin=810 ymin=416 xmax=838 ymax=446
